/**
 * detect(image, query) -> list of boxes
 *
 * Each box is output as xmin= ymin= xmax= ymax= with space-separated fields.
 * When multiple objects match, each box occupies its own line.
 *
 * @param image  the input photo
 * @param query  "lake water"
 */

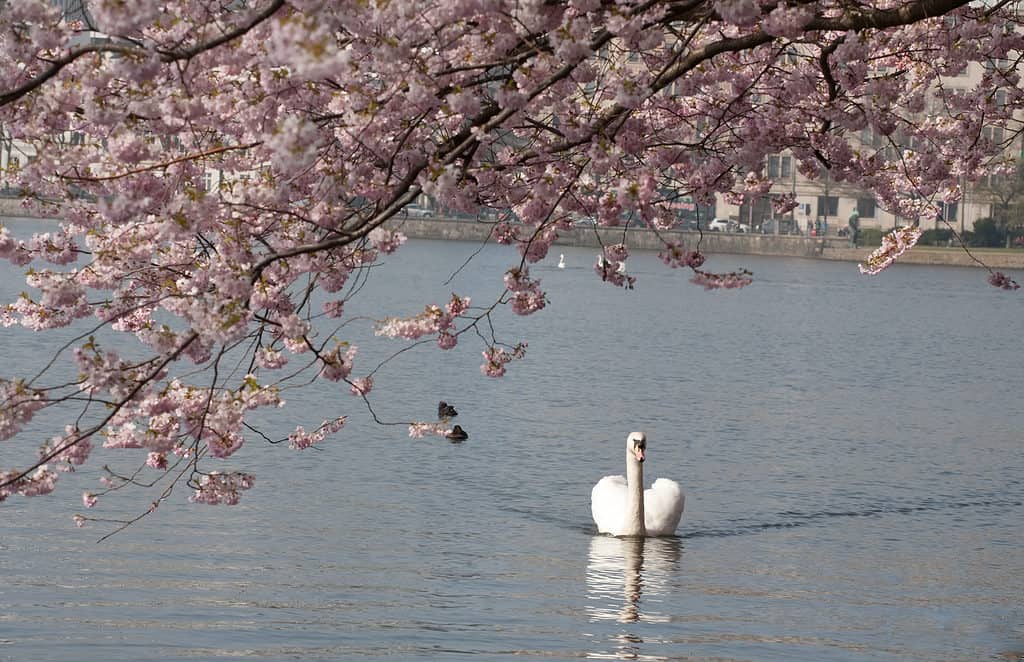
xmin=1 ymin=220 xmax=1023 ymax=661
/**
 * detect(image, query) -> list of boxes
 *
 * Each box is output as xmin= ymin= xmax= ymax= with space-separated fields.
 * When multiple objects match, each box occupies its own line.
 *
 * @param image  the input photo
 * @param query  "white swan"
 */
xmin=591 ymin=432 xmax=684 ymax=537
xmin=558 ymin=254 xmax=566 ymax=269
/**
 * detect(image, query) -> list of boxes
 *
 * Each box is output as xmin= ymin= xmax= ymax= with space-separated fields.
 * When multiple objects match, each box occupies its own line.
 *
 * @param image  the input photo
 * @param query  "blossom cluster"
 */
xmin=0 ymin=226 xmax=75 ymax=267
xmin=376 ymin=305 xmax=448 ymax=339
xmin=87 ymin=375 xmax=283 ymax=491
xmin=288 ymin=416 xmax=347 ymax=450
xmin=349 ymin=376 xmax=373 ymax=396
xmin=0 ymin=0 xmax=1019 ymax=520
xmin=0 ymin=379 xmax=45 ymax=441
xmin=858 ymin=226 xmax=924 ymax=276
xmin=481 ymin=343 xmax=528 ymax=378
xmin=492 ymin=222 xmax=520 ymax=245
xmin=320 ymin=343 xmax=358 ymax=382
xmin=594 ymin=244 xmax=636 ymax=289
xmin=376 ymin=294 xmax=471 ymax=349
xmin=408 ymin=422 xmax=451 ymax=438
xmin=690 ymin=269 xmax=754 ymax=290
xmin=39 ymin=425 xmax=92 ymax=471
xmin=988 ymin=272 xmax=1020 ymax=291
xmin=367 ymin=227 xmax=407 ymax=254
xmin=658 ymin=243 xmax=705 ymax=270
xmin=189 ymin=471 xmax=256 ymax=505
xmin=503 ymin=268 xmax=547 ymax=315
xmin=0 ymin=466 xmax=57 ymax=501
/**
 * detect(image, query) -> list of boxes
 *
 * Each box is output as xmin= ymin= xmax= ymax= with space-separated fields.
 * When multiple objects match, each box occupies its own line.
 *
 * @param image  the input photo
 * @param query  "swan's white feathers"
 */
xmin=644 ymin=478 xmax=685 ymax=536
xmin=591 ymin=475 xmax=628 ymax=535
xmin=591 ymin=475 xmax=685 ymax=537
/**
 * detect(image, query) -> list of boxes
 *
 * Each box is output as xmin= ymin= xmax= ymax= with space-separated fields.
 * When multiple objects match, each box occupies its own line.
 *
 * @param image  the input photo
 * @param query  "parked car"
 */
xmin=709 ymin=218 xmax=733 ymax=232
xmin=403 ymin=206 xmax=433 ymax=217
xmin=736 ymin=223 xmax=751 ymax=233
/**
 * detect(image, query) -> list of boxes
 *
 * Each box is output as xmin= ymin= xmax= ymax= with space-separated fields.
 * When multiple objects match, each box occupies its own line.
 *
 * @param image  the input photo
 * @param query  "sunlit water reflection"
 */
xmin=0 ymin=220 xmax=1022 ymax=660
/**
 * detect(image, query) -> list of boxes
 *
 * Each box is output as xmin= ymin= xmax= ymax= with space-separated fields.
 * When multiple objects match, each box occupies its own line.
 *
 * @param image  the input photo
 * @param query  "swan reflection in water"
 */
xmin=584 ymin=535 xmax=682 ymax=660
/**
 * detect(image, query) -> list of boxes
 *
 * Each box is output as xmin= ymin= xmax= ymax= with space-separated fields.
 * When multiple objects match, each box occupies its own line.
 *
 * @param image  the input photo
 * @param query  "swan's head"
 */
xmin=627 ymin=431 xmax=646 ymax=463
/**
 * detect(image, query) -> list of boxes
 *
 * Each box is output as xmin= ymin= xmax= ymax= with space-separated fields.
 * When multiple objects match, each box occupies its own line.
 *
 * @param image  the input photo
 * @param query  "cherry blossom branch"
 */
xmin=93 ymin=454 xmax=199 ymax=542
xmin=58 ymin=142 xmax=262 ymax=182
xmin=0 ymin=333 xmax=198 ymax=492
xmin=0 ymin=0 xmax=288 ymax=107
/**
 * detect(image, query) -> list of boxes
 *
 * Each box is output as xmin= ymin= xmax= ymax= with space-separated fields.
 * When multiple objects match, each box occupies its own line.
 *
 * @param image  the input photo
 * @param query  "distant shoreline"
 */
xmin=392 ymin=217 xmax=1024 ymax=271
xmin=3 ymin=205 xmax=1022 ymax=271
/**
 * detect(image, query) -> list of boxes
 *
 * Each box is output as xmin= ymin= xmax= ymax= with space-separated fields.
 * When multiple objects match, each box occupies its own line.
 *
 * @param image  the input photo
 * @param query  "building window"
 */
xmin=938 ymin=201 xmax=958 ymax=221
xmin=767 ymin=155 xmax=791 ymax=179
xmin=857 ymin=197 xmax=876 ymax=218
xmin=984 ymin=57 xmax=1010 ymax=73
xmin=816 ymin=196 xmax=838 ymax=217
xmin=982 ymin=125 xmax=1005 ymax=144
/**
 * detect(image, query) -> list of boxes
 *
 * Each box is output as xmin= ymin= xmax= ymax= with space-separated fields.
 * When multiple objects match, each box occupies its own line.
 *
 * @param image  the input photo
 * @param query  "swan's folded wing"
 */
xmin=644 ymin=478 xmax=685 ymax=536
xmin=591 ymin=475 xmax=628 ymax=535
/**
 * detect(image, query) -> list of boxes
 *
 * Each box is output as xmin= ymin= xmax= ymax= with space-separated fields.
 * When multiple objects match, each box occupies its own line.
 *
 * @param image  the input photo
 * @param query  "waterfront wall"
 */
xmin=393 ymin=217 xmax=1024 ymax=270
xmin=0 ymin=197 xmax=32 ymax=217
xmin=4 ymin=201 xmax=1023 ymax=270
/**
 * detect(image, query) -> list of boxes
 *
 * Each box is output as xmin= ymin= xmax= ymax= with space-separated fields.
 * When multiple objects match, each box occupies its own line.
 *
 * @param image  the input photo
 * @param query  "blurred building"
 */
xmin=714 ymin=58 xmax=1022 ymax=237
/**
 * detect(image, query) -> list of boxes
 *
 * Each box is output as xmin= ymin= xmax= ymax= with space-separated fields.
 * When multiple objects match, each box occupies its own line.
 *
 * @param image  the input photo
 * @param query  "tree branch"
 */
xmin=0 ymin=0 xmax=286 ymax=107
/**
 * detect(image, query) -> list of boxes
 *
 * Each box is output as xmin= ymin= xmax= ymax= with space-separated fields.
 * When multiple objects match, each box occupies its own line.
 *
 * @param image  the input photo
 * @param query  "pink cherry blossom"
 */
xmin=859 ymin=226 xmax=924 ymax=276
xmin=659 ymin=243 xmax=706 ymax=270
xmin=319 ymin=344 xmax=358 ymax=382
xmin=376 ymin=305 xmax=450 ymax=339
xmin=437 ymin=331 xmax=458 ymax=350
xmin=408 ymin=422 xmax=450 ymax=438
xmin=9 ymin=466 xmax=59 ymax=497
xmin=761 ymin=5 xmax=814 ymax=39
xmin=189 ymin=471 xmax=255 ymax=506
xmin=146 ymin=452 xmax=168 ymax=470
xmin=256 ymin=347 xmax=288 ymax=370
xmin=322 ymin=300 xmax=345 ymax=318
xmin=480 ymin=343 xmax=528 ymax=378
xmin=988 ymin=272 xmax=1020 ymax=291
xmin=368 ymin=227 xmax=407 ymax=254
xmin=715 ymin=0 xmax=761 ymax=26
xmin=349 ymin=376 xmax=373 ymax=396
xmin=0 ymin=379 xmax=45 ymax=441
xmin=288 ymin=416 xmax=347 ymax=450
xmin=445 ymin=294 xmax=471 ymax=317
xmin=0 ymin=0 xmax=1018 ymax=526
xmin=504 ymin=268 xmax=547 ymax=315
xmin=594 ymin=245 xmax=636 ymax=289
xmin=690 ymin=269 xmax=755 ymax=291
xmin=41 ymin=427 xmax=92 ymax=471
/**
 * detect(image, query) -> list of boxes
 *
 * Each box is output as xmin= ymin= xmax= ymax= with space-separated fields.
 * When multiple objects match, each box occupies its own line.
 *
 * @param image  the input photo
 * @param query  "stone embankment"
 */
xmin=393 ymin=217 xmax=1024 ymax=270
xmin=4 ymin=199 xmax=1022 ymax=270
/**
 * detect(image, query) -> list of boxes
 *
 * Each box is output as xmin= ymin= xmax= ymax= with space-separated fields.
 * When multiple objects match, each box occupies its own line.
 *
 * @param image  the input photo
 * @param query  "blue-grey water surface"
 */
xmin=1 ymin=219 xmax=1022 ymax=661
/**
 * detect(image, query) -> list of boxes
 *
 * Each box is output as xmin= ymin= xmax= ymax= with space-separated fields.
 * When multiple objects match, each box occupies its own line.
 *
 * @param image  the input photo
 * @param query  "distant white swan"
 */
xmin=558 ymin=254 xmax=566 ymax=269
xmin=591 ymin=432 xmax=684 ymax=537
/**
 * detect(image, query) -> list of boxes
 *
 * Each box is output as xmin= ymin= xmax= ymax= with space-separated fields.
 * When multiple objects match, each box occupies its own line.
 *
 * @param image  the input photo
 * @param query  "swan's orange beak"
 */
xmin=634 ymin=448 xmax=645 ymax=463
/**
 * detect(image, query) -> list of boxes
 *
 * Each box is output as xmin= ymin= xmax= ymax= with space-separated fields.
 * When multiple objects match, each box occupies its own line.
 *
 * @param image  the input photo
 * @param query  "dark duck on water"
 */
xmin=445 ymin=425 xmax=468 ymax=442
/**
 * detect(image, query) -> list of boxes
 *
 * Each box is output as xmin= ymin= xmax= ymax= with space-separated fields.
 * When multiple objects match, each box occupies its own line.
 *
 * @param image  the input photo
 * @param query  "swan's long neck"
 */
xmin=623 ymin=450 xmax=646 ymax=536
